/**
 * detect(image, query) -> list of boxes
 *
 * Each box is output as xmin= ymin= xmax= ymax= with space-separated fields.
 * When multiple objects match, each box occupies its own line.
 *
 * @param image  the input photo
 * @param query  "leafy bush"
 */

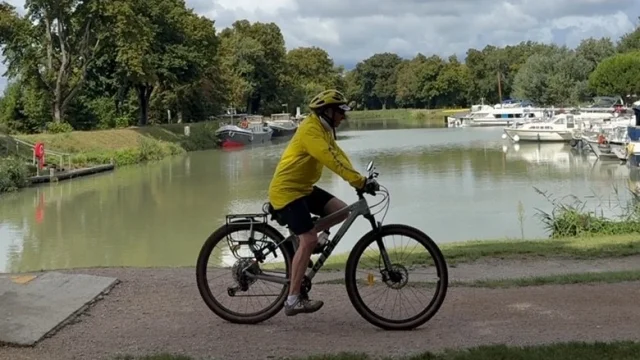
xmin=0 ymin=122 xmax=11 ymax=134
xmin=179 ymin=122 xmax=220 ymax=151
xmin=0 ymin=156 xmax=29 ymax=193
xmin=44 ymin=121 xmax=74 ymax=134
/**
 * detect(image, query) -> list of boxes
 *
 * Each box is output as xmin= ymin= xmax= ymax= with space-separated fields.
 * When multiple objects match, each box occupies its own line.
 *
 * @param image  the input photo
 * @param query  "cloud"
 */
xmin=0 ymin=0 xmax=638 ymax=92
xmin=202 ymin=0 xmax=639 ymax=66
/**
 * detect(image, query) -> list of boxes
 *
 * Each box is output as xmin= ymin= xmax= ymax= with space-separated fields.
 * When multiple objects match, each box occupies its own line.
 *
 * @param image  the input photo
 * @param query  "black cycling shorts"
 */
xmin=276 ymin=186 xmax=335 ymax=235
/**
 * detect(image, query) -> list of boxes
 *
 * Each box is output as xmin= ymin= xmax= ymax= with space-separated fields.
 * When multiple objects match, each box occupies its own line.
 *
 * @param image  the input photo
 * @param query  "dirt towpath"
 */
xmin=1 ymin=257 xmax=640 ymax=360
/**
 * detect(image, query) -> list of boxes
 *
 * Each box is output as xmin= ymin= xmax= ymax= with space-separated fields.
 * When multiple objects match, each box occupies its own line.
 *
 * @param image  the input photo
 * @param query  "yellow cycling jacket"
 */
xmin=268 ymin=113 xmax=366 ymax=210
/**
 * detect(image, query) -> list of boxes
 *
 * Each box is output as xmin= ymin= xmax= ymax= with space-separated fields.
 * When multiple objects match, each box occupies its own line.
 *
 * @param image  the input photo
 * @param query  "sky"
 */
xmin=0 ymin=0 xmax=639 ymax=91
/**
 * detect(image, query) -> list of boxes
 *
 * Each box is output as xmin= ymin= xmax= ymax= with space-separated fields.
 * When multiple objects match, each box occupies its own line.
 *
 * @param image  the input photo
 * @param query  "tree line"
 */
xmin=0 ymin=0 xmax=638 ymax=134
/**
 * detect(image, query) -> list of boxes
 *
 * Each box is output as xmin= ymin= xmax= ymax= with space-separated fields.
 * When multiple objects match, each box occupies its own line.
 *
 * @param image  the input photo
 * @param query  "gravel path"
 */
xmin=1 ymin=257 xmax=640 ymax=360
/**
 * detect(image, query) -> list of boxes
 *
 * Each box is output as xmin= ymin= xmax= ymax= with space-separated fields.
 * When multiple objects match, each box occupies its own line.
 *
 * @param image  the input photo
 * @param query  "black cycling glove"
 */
xmin=361 ymin=178 xmax=380 ymax=195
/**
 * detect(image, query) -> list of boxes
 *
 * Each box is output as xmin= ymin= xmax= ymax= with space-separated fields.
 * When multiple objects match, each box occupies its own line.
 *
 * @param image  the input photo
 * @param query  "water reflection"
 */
xmin=0 ymin=127 xmax=637 ymax=273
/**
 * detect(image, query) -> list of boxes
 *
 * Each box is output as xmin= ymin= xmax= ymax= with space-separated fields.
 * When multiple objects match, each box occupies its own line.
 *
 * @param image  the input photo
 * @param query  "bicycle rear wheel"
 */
xmin=344 ymin=224 xmax=448 ymax=330
xmin=196 ymin=222 xmax=293 ymax=324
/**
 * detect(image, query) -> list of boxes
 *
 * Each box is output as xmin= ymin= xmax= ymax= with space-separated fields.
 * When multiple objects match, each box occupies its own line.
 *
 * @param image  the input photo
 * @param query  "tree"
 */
xmin=433 ymin=56 xmax=471 ymax=107
xmin=3 ymin=12 xmax=640 ymax=134
xmin=588 ymin=51 xmax=640 ymax=98
xmin=395 ymin=56 xmax=425 ymax=108
xmin=219 ymin=20 xmax=287 ymax=114
xmin=618 ymin=17 xmax=640 ymax=53
xmin=342 ymin=70 xmax=362 ymax=109
xmin=575 ymin=37 xmax=617 ymax=73
xmin=104 ymin=0 xmax=218 ymax=126
xmin=352 ymin=52 xmax=402 ymax=109
xmin=0 ymin=0 xmax=103 ymax=124
xmin=282 ymin=46 xmax=342 ymax=112
xmin=512 ymin=47 xmax=591 ymax=106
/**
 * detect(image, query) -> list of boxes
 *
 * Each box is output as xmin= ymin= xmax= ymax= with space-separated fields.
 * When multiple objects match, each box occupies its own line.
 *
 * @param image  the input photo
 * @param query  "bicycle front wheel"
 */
xmin=344 ymin=224 xmax=448 ymax=330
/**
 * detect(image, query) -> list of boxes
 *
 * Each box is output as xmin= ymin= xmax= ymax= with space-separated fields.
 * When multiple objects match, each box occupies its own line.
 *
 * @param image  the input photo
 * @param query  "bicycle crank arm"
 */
xmin=245 ymin=272 xmax=289 ymax=285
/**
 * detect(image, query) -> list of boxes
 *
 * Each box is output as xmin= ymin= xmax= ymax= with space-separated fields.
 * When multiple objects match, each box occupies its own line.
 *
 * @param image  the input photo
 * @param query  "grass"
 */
xmin=295 ymin=233 xmax=640 ymax=271
xmin=16 ymin=125 xmax=188 ymax=152
xmin=9 ymin=121 xmax=220 ymax=168
xmin=467 ymin=269 xmax=640 ymax=288
xmin=259 ymin=233 xmax=640 ymax=274
xmin=113 ymin=341 xmax=640 ymax=359
xmin=533 ymin=186 xmax=640 ymax=238
xmin=317 ymin=269 xmax=640 ymax=288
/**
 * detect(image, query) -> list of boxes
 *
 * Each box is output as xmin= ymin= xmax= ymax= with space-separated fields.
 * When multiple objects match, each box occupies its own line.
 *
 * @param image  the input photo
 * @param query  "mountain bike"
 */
xmin=196 ymin=160 xmax=449 ymax=330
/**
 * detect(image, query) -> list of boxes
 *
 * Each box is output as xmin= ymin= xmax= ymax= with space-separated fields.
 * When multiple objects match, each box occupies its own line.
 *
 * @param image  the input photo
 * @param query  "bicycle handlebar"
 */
xmin=355 ymin=160 xmax=380 ymax=198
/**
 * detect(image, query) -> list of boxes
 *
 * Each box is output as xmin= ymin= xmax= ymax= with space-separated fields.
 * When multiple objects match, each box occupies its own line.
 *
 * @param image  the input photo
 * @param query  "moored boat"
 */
xmin=502 ymin=114 xmax=577 ymax=142
xmin=266 ymin=113 xmax=298 ymax=138
xmin=215 ymin=118 xmax=273 ymax=148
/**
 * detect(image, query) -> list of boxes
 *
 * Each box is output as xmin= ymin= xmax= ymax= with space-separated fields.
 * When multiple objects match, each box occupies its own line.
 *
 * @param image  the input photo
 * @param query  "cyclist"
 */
xmin=268 ymin=89 xmax=379 ymax=316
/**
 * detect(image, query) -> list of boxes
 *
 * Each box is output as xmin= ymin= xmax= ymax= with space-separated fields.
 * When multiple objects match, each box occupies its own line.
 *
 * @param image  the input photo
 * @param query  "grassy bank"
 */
xmin=259 ymin=233 xmax=640 ymax=272
xmin=315 ymin=233 xmax=640 ymax=271
xmin=344 ymin=108 xmax=468 ymax=127
xmin=115 ymin=341 xmax=640 ymax=360
xmin=13 ymin=121 xmax=219 ymax=168
xmin=465 ymin=269 xmax=640 ymax=288
xmin=0 ymin=121 xmax=220 ymax=193
xmin=318 ymin=269 xmax=640 ymax=289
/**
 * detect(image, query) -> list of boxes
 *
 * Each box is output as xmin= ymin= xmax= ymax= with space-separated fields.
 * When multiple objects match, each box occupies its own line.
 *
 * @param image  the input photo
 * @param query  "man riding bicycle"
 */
xmin=267 ymin=89 xmax=379 ymax=316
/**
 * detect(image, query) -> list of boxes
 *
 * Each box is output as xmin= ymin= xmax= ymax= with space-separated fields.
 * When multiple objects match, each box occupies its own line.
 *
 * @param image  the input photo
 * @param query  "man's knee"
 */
xmin=297 ymin=230 xmax=318 ymax=249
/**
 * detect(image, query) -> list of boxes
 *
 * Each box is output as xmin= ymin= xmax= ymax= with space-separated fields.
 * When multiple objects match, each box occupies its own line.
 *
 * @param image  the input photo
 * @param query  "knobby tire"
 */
xmin=196 ymin=222 xmax=293 ymax=324
xmin=344 ymin=224 xmax=449 ymax=330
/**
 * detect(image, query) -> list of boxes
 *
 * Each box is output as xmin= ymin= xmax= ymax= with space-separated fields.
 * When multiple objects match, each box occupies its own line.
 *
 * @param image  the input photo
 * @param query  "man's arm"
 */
xmin=302 ymin=124 xmax=366 ymax=189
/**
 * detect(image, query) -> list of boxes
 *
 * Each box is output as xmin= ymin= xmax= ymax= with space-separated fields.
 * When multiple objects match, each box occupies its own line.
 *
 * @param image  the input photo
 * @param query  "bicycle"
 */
xmin=196 ymin=160 xmax=449 ymax=330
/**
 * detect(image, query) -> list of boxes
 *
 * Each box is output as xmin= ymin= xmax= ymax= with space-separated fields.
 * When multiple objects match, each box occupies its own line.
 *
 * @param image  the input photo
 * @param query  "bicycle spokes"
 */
xmin=353 ymin=233 xmax=443 ymax=322
xmin=205 ymin=228 xmax=287 ymax=316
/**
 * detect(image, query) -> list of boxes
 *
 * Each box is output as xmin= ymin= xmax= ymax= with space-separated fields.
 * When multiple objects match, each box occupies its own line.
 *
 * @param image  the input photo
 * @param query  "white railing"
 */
xmin=0 ymin=134 xmax=73 ymax=174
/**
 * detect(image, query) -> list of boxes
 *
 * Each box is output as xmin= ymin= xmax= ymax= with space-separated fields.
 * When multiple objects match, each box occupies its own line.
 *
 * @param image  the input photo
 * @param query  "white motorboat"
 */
xmin=460 ymin=103 xmax=543 ymax=127
xmin=502 ymin=114 xmax=578 ymax=142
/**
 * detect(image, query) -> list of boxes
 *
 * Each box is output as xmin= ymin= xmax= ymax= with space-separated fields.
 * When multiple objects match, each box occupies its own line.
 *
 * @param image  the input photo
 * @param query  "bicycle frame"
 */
xmin=245 ymin=192 xmax=394 ymax=286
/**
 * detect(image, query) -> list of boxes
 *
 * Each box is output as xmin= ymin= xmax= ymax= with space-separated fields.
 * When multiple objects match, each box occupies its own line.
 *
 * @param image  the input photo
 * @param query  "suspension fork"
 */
xmin=364 ymin=213 xmax=393 ymax=270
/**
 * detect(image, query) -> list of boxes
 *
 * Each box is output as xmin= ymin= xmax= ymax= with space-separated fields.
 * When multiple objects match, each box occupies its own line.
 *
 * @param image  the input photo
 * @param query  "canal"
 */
xmin=0 ymin=126 xmax=636 ymax=273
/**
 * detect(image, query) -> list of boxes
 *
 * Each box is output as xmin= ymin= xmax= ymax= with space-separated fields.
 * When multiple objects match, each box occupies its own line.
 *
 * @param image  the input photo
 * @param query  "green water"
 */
xmin=0 ymin=126 xmax=636 ymax=273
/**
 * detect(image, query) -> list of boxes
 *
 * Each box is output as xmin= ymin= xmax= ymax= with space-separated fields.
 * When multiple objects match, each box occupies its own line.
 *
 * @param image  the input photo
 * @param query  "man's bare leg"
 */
xmin=285 ymin=230 xmax=324 ymax=315
xmin=319 ymin=198 xmax=349 ymax=230
xmin=284 ymin=197 xmax=349 ymax=316
xmin=288 ymin=230 xmax=317 ymax=297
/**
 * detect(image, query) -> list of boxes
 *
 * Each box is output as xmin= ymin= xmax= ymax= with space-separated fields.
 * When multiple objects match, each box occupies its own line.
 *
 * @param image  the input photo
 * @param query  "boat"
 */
xmin=459 ymin=100 xmax=544 ymax=127
xmin=584 ymin=126 xmax=628 ymax=160
xmin=215 ymin=118 xmax=273 ymax=148
xmin=502 ymin=113 xmax=577 ymax=142
xmin=622 ymin=103 xmax=640 ymax=166
xmin=266 ymin=113 xmax=298 ymax=138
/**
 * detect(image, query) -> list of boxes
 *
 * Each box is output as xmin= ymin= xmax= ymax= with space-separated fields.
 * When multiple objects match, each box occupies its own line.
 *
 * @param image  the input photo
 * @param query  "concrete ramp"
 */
xmin=0 ymin=271 xmax=118 ymax=346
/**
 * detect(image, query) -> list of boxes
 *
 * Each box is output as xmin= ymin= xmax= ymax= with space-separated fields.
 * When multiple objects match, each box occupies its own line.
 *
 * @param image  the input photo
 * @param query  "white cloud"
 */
xmin=203 ymin=0 xmax=638 ymax=66
xmin=0 ymin=0 xmax=638 ymax=92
